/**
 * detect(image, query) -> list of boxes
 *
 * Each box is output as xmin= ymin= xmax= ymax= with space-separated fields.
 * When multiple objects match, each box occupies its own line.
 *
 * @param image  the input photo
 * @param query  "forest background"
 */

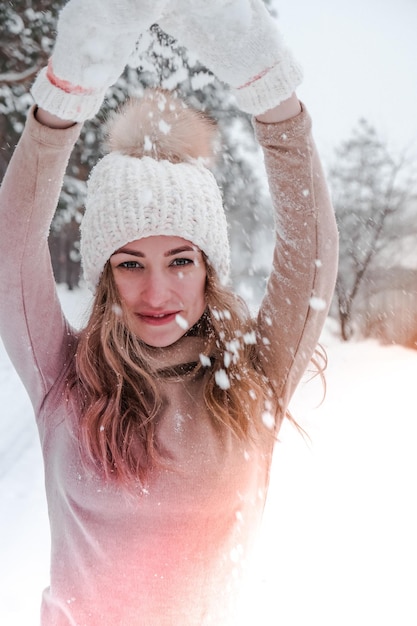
xmin=1 ymin=0 xmax=417 ymax=344
xmin=1 ymin=3 xmax=417 ymax=624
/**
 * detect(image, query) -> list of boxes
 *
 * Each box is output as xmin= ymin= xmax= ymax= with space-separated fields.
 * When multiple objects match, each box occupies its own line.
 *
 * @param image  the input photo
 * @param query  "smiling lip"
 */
xmin=136 ymin=311 xmax=180 ymax=326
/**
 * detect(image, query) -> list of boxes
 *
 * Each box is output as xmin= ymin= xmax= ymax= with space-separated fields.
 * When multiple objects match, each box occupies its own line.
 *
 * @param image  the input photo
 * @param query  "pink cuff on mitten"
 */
xmin=31 ymin=65 xmax=106 ymax=122
xmin=233 ymin=52 xmax=303 ymax=115
xmin=46 ymin=59 xmax=95 ymax=96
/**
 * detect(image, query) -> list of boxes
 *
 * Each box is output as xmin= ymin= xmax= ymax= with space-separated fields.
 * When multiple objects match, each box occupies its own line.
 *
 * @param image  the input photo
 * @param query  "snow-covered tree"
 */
xmin=0 ymin=1 xmax=61 ymax=174
xmin=329 ymin=119 xmax=417 ymax=340
xmin=1 ymin=2 xmax=275 ymax=301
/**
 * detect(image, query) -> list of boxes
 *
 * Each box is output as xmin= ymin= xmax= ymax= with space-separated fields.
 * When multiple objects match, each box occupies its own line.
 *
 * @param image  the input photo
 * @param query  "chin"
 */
xmin=138 ymin=331 xmax=185 ymax=349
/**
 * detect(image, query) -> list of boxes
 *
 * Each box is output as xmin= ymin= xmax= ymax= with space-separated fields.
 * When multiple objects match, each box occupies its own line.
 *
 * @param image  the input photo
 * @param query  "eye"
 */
xmin=170 ymin=257 xmax=193 ymax=267
xmin=118 ymin=260 xmax=143 ymax=270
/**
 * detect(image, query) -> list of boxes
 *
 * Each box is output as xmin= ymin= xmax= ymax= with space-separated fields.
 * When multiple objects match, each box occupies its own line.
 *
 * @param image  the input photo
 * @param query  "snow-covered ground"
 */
xmin=1 ymin=285 xmax=416 ymax=625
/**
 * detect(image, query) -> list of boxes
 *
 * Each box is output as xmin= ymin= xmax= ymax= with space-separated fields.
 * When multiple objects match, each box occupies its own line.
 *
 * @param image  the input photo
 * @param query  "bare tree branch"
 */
xmin=0 ymin=65 xmax=40 ymax=84
xmin=330 ymin=119 xmax=417 ymax=340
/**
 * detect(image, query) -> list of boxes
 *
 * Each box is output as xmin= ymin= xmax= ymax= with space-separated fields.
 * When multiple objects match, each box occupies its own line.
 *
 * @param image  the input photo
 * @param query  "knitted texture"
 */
xmin=80 ymin=92 xmax=229 ymax=290
xmin=30 ymin=0 xmax=169 ymax=121
xmin=159 ymin=0 xmax=302 ymax=114
xmin=31 ymin=65 xmax=108 ymax=122
xmin=233 ymin=48 xmax=303 ymax=114
xmin=81 ymin=155 xmax=229 ymax=289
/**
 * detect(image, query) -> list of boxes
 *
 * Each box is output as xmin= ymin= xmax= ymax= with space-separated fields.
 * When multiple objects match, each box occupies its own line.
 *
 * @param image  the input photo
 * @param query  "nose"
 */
xmin=140 ymin=270 xmax=172 ymax=308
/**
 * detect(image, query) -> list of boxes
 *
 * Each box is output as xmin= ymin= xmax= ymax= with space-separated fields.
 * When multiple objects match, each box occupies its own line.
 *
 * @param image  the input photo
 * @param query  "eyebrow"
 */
xmin=112 ymin=245 xmax=197 ymax=258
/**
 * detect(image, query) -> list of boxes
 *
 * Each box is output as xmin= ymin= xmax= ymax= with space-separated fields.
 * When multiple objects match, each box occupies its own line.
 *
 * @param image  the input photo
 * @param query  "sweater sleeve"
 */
xmin=0 ymin=107 xmax=82 ymax=415
xmin=253 ymin=105 xmax=338 ymax=421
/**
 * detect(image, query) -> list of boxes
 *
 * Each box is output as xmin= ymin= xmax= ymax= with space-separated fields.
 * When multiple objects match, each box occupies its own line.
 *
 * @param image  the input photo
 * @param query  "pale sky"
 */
xmin=273 ymin=0 xmax=417 ymax=162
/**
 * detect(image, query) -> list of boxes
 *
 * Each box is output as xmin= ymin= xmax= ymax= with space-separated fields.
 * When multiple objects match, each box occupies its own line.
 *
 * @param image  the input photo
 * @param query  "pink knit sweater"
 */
xmin=0 ymin=105 xmax=337 ymax=625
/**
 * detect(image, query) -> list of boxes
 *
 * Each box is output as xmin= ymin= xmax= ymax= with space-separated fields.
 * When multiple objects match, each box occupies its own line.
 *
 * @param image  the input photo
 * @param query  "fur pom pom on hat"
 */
xmin=80 ymin=89 xmax=230 ymax=291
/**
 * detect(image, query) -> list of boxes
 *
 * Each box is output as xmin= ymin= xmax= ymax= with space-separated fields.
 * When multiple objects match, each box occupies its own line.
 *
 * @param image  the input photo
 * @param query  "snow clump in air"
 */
xmin=211 ymin=308 xmax=231 ymax=321
xmin=215 ymin=369 xmax=230 ymax=390
xmin=309 ymin=296 xmax=327 ymax=311
xmin=199 ymin=354 xmax=212 ymax=367
xmin=261 ymin=400 xmax=275 ymax=430
xmin=111 ymin=304 xmax=122 ymax=317
xmin=243 ymin=331 xmax=256 ymax=345
xmin=175 ymin=314 xmax=189 ymax=330
xmin=158 ymin=119 xmax=171 ymax=135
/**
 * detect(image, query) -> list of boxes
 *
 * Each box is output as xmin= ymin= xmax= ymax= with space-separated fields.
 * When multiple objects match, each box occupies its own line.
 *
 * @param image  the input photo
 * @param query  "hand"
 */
xmin=159 ymin=0 xmax=302 ymax=115
xmin=31 ymin=0 xmax=169 ymax=122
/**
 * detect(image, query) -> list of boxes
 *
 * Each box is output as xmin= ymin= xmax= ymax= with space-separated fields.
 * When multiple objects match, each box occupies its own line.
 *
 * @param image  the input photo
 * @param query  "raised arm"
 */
xmin=0 ymin=0 xmax=168 ymax=413
xmin=254 ymin=99 xmax=338 ymax=416
xmin=0 ymin=112 xmax=81 ymax=412
xmin=158 ymin=1 xmax=338 ymax=417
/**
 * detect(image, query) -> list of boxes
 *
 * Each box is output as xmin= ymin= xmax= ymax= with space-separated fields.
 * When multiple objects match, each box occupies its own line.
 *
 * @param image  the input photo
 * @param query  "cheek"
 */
xmin=193 ymin=277 xmax=207 ymax=317
xmin=178 ymin=271 xmax=206 ymax=306
xmin=112 ymin=276 xmax=137 ymax=308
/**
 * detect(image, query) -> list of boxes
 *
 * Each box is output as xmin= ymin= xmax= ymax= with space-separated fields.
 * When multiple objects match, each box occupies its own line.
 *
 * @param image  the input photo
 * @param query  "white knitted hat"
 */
xmin=80 ymin=90 xmax=230 ymax=290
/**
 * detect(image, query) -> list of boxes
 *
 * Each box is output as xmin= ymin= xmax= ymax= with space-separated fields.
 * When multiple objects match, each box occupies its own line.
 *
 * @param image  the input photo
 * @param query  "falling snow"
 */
xmin=1 ymin=288 xmax=417 ymax=625
xmin=143 ymin=135 xmax=153 ymax=151
xmin=261 ymin=410 xmax=275 ymax=430
xmin=214 ymin=368 xmax=230 ymax=390
xmin=111 ymin=304 xmax=122 ymax=317
xmin=199 ymin=353 xmax=212 ymax=367
xmin=158 ymin=119 xmax=171 ymax=135
xmin=309 ymin=296 xmax=327 ymax=311
xmin=243 ymin=331 xmax=256 ymax=345
xmin=175 ymin=313 xmax=189 ymax=330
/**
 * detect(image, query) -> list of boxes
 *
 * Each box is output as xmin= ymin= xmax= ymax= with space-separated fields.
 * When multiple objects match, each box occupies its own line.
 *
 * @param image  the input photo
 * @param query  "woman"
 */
xmin=0 ymin=0 xmax=338 ymax=624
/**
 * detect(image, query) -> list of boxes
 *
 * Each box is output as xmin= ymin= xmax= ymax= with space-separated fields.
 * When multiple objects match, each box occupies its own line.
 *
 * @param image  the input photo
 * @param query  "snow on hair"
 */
xmin=105 ymin=89 xmax=218 ymax=165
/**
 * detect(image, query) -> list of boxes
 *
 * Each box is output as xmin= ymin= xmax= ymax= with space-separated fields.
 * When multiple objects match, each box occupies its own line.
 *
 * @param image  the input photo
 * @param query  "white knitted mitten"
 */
xmin=159 ymin=0 xmax=302 ymax=114
xmin=31 ymin=0 xmax=169 ymax=121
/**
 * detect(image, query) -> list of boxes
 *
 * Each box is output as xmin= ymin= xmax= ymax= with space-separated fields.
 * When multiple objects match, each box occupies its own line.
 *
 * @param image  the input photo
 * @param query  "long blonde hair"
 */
xmin=71 ymin=261 xmax=277 ymax=487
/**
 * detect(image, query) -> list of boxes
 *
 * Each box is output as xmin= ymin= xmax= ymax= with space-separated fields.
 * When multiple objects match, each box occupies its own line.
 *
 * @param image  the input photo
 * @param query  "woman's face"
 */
xmin=109 ymin=235 xmax=207 ymax=347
